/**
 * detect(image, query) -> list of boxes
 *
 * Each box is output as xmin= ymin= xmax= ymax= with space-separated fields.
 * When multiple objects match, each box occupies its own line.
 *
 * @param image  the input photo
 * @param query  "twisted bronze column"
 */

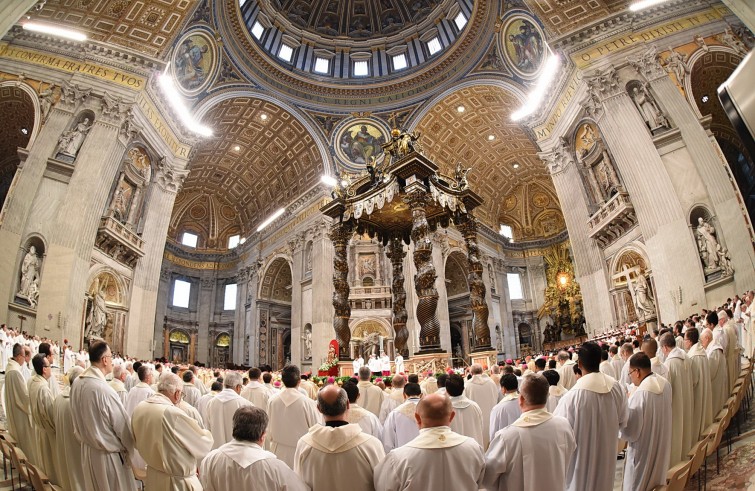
xmin=329 ymin=223 xmax=352 ymax=360
xmin=457 ymin=214 xmax=492 ymax=350
xmin=407 ymin=190 xmax=442 ymax=352
xmin=388 ymin=236 xmax=408 ymax=356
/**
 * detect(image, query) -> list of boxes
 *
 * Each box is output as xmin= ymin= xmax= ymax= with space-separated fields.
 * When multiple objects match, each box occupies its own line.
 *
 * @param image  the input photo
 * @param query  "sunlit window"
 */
xmin=507 ymin=274 xmax=523 ymax=300
xmin=181 ymin=232 xmax=198 ymax=248
xmin=392 ymin=54 xmax=408 ymax=71
xmin=454 ymin=12 xmax=467 ymax=30
xmin=228 ymin=235 xmax=240 ymax=249
xmin=278 ymin=43 xmax=294 ymax=62
xmin=427 ymin=37 xmax=442 ymax=56
xmin=354 ymin=60 xmax=369 ymax=76
xmin=314 ymin=57 xmax=330 ymax=74
xmin=173 ymin=280 xmax=191 ymax=308
xmin=251 ymin=21 xmax=264 ymax=39
xmin=224 ymin=284 xmax=237 ymax=310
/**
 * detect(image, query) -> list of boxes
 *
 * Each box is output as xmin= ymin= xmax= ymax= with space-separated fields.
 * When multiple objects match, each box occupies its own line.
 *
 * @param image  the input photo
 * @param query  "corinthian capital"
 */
xmin=540 ymin=137 xmax=575 ymax=175
xmin=585 ymin=65 xmax=623 ymax=101
xmin=627 ymin=45 xmax=666 ymax=82
xmin=59 ymin=82 xmax=91 ymax=111
xmin=155 ymin=156 xmax=188 ymax=193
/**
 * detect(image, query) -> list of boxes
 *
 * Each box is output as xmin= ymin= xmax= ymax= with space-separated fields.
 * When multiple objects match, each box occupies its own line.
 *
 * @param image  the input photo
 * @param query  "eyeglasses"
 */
xmin=629 ymin=368 xmax=640 ymax=377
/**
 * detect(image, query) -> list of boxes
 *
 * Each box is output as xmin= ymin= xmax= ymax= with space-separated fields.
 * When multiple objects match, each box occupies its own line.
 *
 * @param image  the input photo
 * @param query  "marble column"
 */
xmin=245 ymin=266 xmax=259 ymax=367
xmin=153 ymin=268 xmax=171 ymax=357
xmin=0 ymin=0 xmax=37 ymax=39
xmin=431 ymin=233 xmax=452 ymax=353
xmin=494 ymin=260 xmax=516 ymax=358
xmin=233 ymin=268 xmax=249 ymax=364
xmin=37 ymin=95 xmax=131 ymax=344
xmin=407 ymin=187 xmax=442 ymax=353
xmin=587 ymin=67 xmax=705 ymax=321
xmin=541 ymin=142 xmax=612 ymax=335
xmin=127 ymin=157 xmax=186 ymax=359
xmin=456 ymin=215 xmax=492 ymax=351
xmin=197 ymin=276 xmax=215 ymax=364
xmin=0 ymin=104 xmax=77 ymax=324
xmin=311 ymin=219 xmax=334 ymax=365
xmin=632 ymin=50 xmax=755 ymax=289
xmin=387 ymin=236 xmax=409 ymax=356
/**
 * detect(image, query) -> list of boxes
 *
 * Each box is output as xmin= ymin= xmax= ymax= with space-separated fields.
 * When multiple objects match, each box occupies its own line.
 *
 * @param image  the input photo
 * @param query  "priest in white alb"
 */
xmin=53 ymin=366 xmax=86 ymax=491
xmin=4 ymin=343 xmax=38 ymax=466
xmin=125 ymin=365 xmax=155 ymax=417
xmin=240 ymin=368 xmax=271 ymax=410
xmin=206 ymin=371 xmax=253 ymax=450
xmin=554 ymin=342 xmax=628 ymax=491
xmin=70 ymin=341 xmax=136 ymax=491
xmin=356 ymin=366 xmax=385 ymax=416
xmin=29 ymin=354 xmax=59 ymax=484
xmin=660 ymin=332 xmax=694 ymax=465
xmin=685 ymin=327 xmax=713 ymax=441
xmin=701 ymin=327 xmax=728 ymax=415
xmin=382 ymin=382 xmax=422 ymax=452
xmin=267 ymin=364 xmax=321 ymax=468
xmin=374 ymin=393 xmax=484 ymax=491
xmin=620 ymin=353 xmax=672 ymax=491
xmin=556 ymin=351 xmax=578 ymax=389
xmin=482 ymin=373 xmax=575 ymax=491
xmin=343 ymin=381 xmax=383 ymax=439
xmin=108 ymin=364 xmax=129 ymax=405
xmin=717 ymin=310 xmax=740 ymax=392
xmin=542 ymin=370 xmax=568 ymax=412
xmin=294 ymin=385 xmax=385 ymax=490
xmin=489 ymin=374 xmax=521 ymax=440
xmin=181 ymin=370 xmax=202 ymax=408
xmin=464 ymin=364 xmax=499 ymax=448
xmin=445 ymin=373 xmax=484 ymax=447
xmin=642 ymin=339 xmax=668 ymax=379
xmin=132 ymin=373 xmax=214 ymax=490
xmin=379 ymin=374 xmax=405 ymax=423
xmin=200 ymin=406 xmax=308 ymax=490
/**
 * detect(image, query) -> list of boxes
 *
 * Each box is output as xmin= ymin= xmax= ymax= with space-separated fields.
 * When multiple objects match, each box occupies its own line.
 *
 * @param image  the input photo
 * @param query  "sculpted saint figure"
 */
xmin=696 ymin=217 xmax=720 ymax=270
xmin=58 ymin=118 xmax=92 ymax=157
xmin=18 ymin=246 xmax=41 ymax=300
xmin=631 ymin=85 xmax=668 ymax=131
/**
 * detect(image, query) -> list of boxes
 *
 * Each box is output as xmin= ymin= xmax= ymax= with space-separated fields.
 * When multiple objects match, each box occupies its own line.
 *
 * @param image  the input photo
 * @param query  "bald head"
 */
xmin=317 ymin=384 xmax=348 ymax=420
xmin=391 ymin=374 xmax=406 ymax=388
xmin=700 ymin=328 xmax=713 ymax=348
xmin=415 ymin=393 xmax=454 ymax=428
xmin=470 ymin=364 xmax=483 ymax=375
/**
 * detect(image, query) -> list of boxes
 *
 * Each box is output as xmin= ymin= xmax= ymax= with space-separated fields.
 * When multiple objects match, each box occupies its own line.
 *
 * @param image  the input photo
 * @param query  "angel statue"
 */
xmin=454 ymin=162 xmax=470 ymax=189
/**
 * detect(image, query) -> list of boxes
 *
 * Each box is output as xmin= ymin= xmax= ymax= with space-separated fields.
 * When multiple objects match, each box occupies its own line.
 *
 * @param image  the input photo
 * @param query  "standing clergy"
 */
xmin=353 ymin=354 xmax=364 ymax=375
xmin=488 ymin=374 xmax=521 ymax=440
xmin=125 ymin=365 xmax=155 ymax=417
xmin=717 ymin=310 xmax=740 ymax=392
xmin=70 ymin=341 xmax=136 ymax=491
xmin=200 ymin=406 xmax=308 ymax=490
xmin=132 ymin=373 xmax=214 ymax=490
xmin=108 ymin=364 xmax=128 ymax=405
xmin=642 ymin=339 xmax=669 ymax=379
xmin=356 ymin=366 xmax=385 ymax=416
xmin=554 ymin=342 xmax=628 ymax=491
xmin=182 ymin=370 xmax=202 ymax=408
xmin=660 ymin=332 xmax=694 ymax=465
xmin=28 ymin=354 xmax=58 ymax=484
xmin=379 ymin=374 xmax=406 ymax=423
xmin=343 ymin=382 xmax=383 ymax=440
xmin=394 ymin=353 xmax=404 ymax=374
xmin=382 ymin=382 xmax=423 ymax=452
xmin=620 ymin=353 xmax=672 ymax=491
xmin=4 ymin=343 xmax=38 ymax=465
xmin=267 ymin=364 xmax=321 ymax=468
xmin=374 ymin=393 xmax=485 ymax=491
xmin=482 ymin=373 xmax=576 ymax=491
xmin=464 ymin=364 xmax=499 ymax=448
xmin=556 ymin=351 xmax=578 ymax=389
xmin=241 ymin=368 xmax=272 ymax=411
xmin=294 ymin=385 xmax=385 ymax=491
xmin=599 ymin=349 xmax=616 ymax=379
xmin=701 ymin=328 xmax=729 ymax=414
xmin=542 ymin=370 xmax=567 ymax=412
xmin=53 ymin=366 xmax=86 ymax=491
xmin=445 ymin=373 xmax=484 ymax=448
xmin=685 ymin=327 xmax=713 ymax=441
xmin=206 ymin=371 xmax=253 ymax=450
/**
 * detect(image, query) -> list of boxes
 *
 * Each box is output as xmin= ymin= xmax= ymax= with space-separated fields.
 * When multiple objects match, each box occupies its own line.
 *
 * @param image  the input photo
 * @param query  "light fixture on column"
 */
xmin=628 ymin=0 xmax=670 ymax=12
xmin=22 ymin=22 xmax=87 ymax=42
xmin=511 ymin=53 xmax=561 ymax=121
xmin=157 ymin=72 xmax=213 ymax=137
xmin=256 ymin=207 xmax=286 ymax=231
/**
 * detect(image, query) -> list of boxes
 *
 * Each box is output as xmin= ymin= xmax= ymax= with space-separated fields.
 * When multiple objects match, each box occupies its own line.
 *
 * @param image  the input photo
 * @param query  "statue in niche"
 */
xmin=630 ymin=85 xmax=669 ymax=132
xmin=631 ymin=273 xmax=656 ymax=318
xmin=305 ymin=246 xmax=312 ymax=272
xmin=696 ymin=217 xmax=721 ymax=271
xmin=664 ymin=47 xmax=690 ymax=85
xmin=359 ymin=255 xmax=376 ymax=278
xmin=17 ymin=246 xmax=41 ymax=304
xmin=57 ymin=117 xmax=92 ymax=159
xmin=717 ymin=246 xmax=735 ymax=276
xmin=301 ymin=326 xmax=312 ymax=360
xmin=86 ymin=277 xmax=108 ymax=340
xmin=495 ymin=325 xmax=503 ymax=353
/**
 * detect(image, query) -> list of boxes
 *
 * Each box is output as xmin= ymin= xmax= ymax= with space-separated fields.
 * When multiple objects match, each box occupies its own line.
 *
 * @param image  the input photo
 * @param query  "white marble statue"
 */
xmin=632 ymin=274 xmax=656 ymax=318
xmin=664 ymin=47 xmax=689 ymax=84
xmin=696 ymin=217 xmax=720 ymax=271
xmin=302 ymin=327 xmax=312 ymax=360
xmin=87 ymin=278 xmax=108 ymax=339
xmin=38 ymin=85 xmax=55 ymax=122
xmin=58 ymin=117 xmax=92 ymax=157
xmin=17 ymin=246 xmax=41 ymax=300
xmin=631 ymin=85 xmax=668 ymax=131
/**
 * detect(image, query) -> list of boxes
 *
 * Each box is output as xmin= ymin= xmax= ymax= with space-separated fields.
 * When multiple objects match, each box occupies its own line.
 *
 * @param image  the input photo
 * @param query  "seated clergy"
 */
xmin=132 ymin=373 xmax=214 ymax=489
xmin=482 ymin=373 xmax=575 ymax=491
xmin=200 ymin=406 xmax=308 ymax=491
xmin=343 ymin=381 xmax=383 ymax=440
xmin=382 ymin=382 xmax=422 ymax=452
xmin=374 ymin=393 xmax=485 ymax=491
xmin=294 ymin=385 xmax=385 ymax=491
xmin=206 ymin=371 xmax=253 ymax=450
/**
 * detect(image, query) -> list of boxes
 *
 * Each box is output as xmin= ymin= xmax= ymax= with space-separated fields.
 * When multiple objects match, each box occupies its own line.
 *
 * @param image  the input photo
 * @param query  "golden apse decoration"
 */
xmin=538 ymin=245 xmax=585 ymax=343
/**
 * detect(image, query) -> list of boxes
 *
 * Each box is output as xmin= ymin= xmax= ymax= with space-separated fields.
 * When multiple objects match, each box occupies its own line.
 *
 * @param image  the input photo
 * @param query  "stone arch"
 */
xmin=350 ymin=317 xmax=392 ymax=358
xmin=169 ymin=329 xmax=191 ymax=344
xmin=0 ymin=83 xmax=38 ymax=210
xmin=258 ymin=256 xmax=293 ymax=303
xmin=518 ymin=322 xmax=532 ymax=346
xmin=610 ymin=243 xmax=655 ymax=325
xmin=84 ymin=267 xmax=130 ymax=353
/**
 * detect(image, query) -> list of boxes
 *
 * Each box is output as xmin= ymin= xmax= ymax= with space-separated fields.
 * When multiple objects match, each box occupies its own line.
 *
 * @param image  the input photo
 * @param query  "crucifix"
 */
xmin=17 ymin=315 xmax=26 ymax=331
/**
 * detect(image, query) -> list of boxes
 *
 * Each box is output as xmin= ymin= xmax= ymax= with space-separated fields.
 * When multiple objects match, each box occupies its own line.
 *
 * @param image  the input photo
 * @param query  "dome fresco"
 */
xmin=271 ymin=0 xmax=441 ymax=39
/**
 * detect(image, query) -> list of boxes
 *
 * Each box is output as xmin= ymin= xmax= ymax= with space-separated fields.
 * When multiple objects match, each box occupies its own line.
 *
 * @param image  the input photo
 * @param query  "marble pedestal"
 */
xmin=470 ymin=350 xmax=498 ymax=370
